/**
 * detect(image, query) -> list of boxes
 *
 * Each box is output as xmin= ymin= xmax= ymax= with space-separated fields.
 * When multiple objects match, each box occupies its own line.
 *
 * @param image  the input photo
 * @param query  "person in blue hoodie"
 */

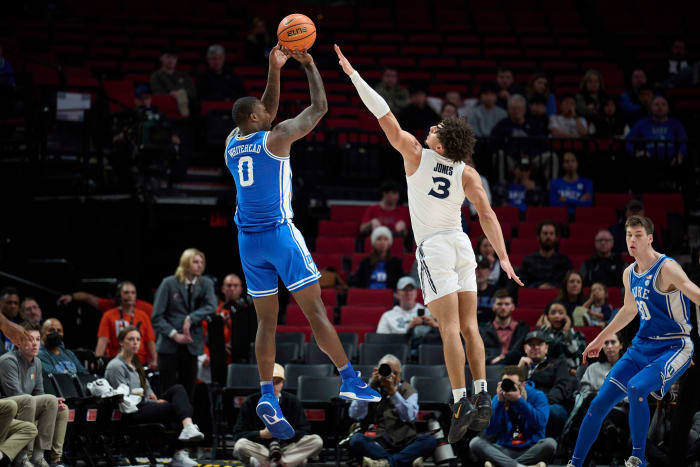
xmin=625 ymin=95 xmax=687 ymax=162
xmin=469 ymin=365 xmax=557 ymax=467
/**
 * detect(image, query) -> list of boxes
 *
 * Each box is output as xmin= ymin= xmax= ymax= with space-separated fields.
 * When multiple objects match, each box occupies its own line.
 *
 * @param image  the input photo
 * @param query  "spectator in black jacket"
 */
xmin=350 ymin=227 xmax=404 ymax=290
xmin=517 ymin=330 xmax=578 ymax=438
xmin=579 ymin=229 xmax=625 ymax=287
xmin=517 ymin=221 xmax=572 ymax=289
xmin=233 ymin=364 xmax=322 ymax=466
xmin=196 ymin=44 xmax=246 ymax=101
xmin=480 ymin=289 xmax=529 ymax=365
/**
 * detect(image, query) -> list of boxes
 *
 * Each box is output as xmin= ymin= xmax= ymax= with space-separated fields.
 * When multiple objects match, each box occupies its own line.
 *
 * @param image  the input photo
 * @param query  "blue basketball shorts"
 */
xmin=238 ymin=222 xmax=320 ymax=298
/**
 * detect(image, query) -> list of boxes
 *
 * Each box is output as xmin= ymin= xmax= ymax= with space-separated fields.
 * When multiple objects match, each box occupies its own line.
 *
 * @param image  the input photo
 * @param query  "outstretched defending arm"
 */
xmin=260 ymin=45 xmax=289 ymax=122
xmin=335 ymin=44 xmax=421 ymax=169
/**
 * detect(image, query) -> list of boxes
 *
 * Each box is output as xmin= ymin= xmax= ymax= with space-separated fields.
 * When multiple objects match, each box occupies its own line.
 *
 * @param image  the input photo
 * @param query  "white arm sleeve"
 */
xmin=349 ymin=71 xmax=391 ymax=119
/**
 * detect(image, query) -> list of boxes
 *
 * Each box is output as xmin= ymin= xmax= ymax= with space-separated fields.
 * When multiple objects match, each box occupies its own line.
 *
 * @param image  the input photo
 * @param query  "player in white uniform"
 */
xmin=335 ymin=45 xmax=523 ymax=443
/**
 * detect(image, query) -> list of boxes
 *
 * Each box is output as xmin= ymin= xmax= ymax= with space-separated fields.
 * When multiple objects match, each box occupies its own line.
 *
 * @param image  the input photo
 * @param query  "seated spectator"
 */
xmin=1 ymin=287 xmax=20 ymax=325
xmin=244 ymin=17 xmax=273 ymax=67
xmin=469 ymin=366 xmax=557 ymax=467
xmin=619 ymin=69 xmax=648 ymax=120
xmin=360 ymin=180 xmax=411 ymax=237
xmin=351 ymin=227 xmax=404 ymax=289
xmin=609 ymin=199 xmax=644 ymax=255
xmin=0 ymin=398 xmax=37 ymax=467
xmin=348 ymin=354 xmax=437 ymax=467
xmin=445 ymin=90 xmax=471 ymax=117
xmin=526 ymin=72 xmax=557 ymax=116
xmin=573 ymin=282 xmax=614 ymax=327
xmin=490 ymin=94 xmax=548 ymax=162
xmin=398 ymin=85 xmax=439 ymax=138
xmin=0 ymin=311 xmax=27 ymax=357
xmin=536 ymin=301 xmax=586 ymax=368
xmin=477 ymin=235 xmax=506 ymax=287
xmin=549 ymin=95 xmax=588 ymax=138
xmin=626 ymin=84 xmax=654 ymax=126
xmin=495 ymin=66 xmax=524 ymax=109
xmin=105 ymin=326 xmax=203 ymax=466
xmin=96 ymin=281 xmax=157 ymax=369
xmin=150 ymin=50 xmax=197 ymax=117
xmin=0 ymin=45 xmax=15 ymax=86
xmin=232 ymin=363 xmax=322 ymax=467
xmin=527 ymin=94 xmax=550 ymax=135
xmin=376 ymin=277 xmax=434 ymax=335
xmin=548 ymin=151 xmax=592 ymax=211
xmin=553 ymin=270 xmax=585 ymax=317
xmin=580 ymin=229 xmax=625 ymax=287
xmin=466 ymin=82 xmax=507 ymax=138
xmin=0 ymin=322 xmax=69 ymax=467
xmin=57 ymin=289 xmax=153 ymax=317
xmin=38 ymin=318 xmax=88 ymax=376
xmin=517 ymin=221 xmax=573 ymax=289
xmin=0 ymin=45 xmax=16 ymax=120
xmin=575 ymin=69 xmax=607 ymax=129
xmin=493 ymin=159 xmax=543 ymax=213
xmin=625 ymin=95 xmax=688 ymax=163
xmin=374 ymin=68 xmax=409 ymax=115
xmin=517 ymin=330 xmax=578 ymax=438
xmin=480 ymin=289 xmax=529 ymax=365
xmin=596 ymin=97 xmax=627 ymax=138
xmin=476 ymin=255 xmax=498 ymax=323
xmin=196 ymin=44 xmax=246 ymax=101
xmin=653 ymin=39 xmax=691 ymax=88
xmin=18 ymin=298 xmax=41 ymax=326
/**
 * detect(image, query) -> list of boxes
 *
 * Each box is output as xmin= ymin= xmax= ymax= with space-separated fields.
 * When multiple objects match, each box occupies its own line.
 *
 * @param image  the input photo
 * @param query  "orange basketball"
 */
xmin=277 ymin=13 xmax=316 ymax=51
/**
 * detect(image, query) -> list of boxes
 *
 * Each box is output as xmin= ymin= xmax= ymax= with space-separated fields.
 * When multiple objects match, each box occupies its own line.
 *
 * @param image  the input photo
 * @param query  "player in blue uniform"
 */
xmin=567 ymin=215 xmax=700 ymax=467
xmin=224 ymin=46 xmax=380 ymax=440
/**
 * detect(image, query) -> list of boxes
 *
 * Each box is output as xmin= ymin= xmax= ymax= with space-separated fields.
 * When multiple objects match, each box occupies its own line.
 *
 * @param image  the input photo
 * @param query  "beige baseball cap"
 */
xmin=273 ymin=363 xmax=285 ymax=380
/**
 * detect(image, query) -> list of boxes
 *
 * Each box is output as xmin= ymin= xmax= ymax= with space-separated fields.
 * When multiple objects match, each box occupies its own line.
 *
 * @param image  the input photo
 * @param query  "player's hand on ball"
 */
xmin=334 ymin=44 xmax=355 ymax=76
xmin=288 ymin=48 xmax=313 ymax=65
xmin=269 ymin=44 xmax=289 ymax=70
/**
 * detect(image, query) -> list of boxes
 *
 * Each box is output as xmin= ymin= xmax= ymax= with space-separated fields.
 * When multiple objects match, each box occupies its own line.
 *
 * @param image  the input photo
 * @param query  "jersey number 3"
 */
xmin=428 ymin=176 xmax=451 ymax=199
xmin=636 ymin=300 xmax=651 ymax=320
xmin=238 ymin=156 xmax=254 ymax=187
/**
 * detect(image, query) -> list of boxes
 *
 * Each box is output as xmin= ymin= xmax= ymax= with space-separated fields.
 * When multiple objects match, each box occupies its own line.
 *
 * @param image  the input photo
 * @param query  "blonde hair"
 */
xmin=175 ymin=248 xmax=206 ymax=282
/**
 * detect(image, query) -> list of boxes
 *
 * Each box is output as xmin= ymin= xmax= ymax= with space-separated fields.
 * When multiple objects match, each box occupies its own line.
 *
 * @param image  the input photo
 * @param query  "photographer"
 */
xmin=348 ymin=355 xmax=437 ymax=467
xmin=232 ymin=364 xmax=322 ymax=467
xmin=469 ymin=366 xmax=556 ymax=467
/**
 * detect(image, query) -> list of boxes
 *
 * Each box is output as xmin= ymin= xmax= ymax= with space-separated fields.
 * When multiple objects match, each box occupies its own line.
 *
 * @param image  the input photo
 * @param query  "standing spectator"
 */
xmin=105 ymin=326 xmax=203 ymax=467
xmin=575 ymin=70 xmax=607 ymax=128
xmin=348 ymin=354 xmax=437 ymax=467
xmin=625 ymin=95 xmax=688 ymax=162
xmin=57 ymin=289 xmax=153 ymax=317
xmin=244 ymin=17 xmax=273 ymax=67
xmin=466 ymin=82 xmax=507 ymax=138
xmin=151 ymin=248 xmax=217 ymax=397
xmin=476 ymin=255 xmax=499 ymax=323
xmin=150 ymin=50 xmax=197 ymax=117
xmin=476 ymin=235 xmax=506 ymax=287
xmin=96 ymin=281 xmax=157 ymax=369
xmin=233 ymin=364 xmax=322 ymax=466
xmin=373 ymin=68 xmax=409 ymax=115
xmin=0 ymin=322 xmax=69 ymax=467
xmin=480 ymin=289 xmax=529 ymax=365
xmin=536 ymin=301 xmax=586 ymax=368
xmin=398 ymin=85 xmax=439 ymax=138
xmin=517 ymin=221 xmax=573 ymax=289
xmin=469 ymin=366 xmax=557 ymax=467
xmin=495 ymin=66 xmax=523 ymax=109
xmin=579 ymin=229 xmax=625 ymax=287
xmin=572 ymin=283 xmax=614 ymax=327
xmin=376 ymin=277 xmax=435 ymax=335
xmin=549 ymin=95 xmax=588 ymax=138
xmin=596 ymin=97 xmax=627 ymax=138
xmin=0 ymin=398 xmax=37 ymax=467
xmin=654 ymin=39 xmax=691 ymax=88
xmin=18 ymin=298 xmax=42 ymax=326
xmin=548 ymin=152 xmax=592 ymax=211
xmin=196 ymin=44 xmax=246 ymax=101
xmin=351 ymin=227 xmax=404 ymax=290
xmin=38 ymin=318 xmax=88 ymax=376
xmin=609 ymin=199 xmax=644 ymax=255
xmin=619 ymin=69 xmax=648 ymax=119
xmin=526 ymin=72 xmax=557 ymax=116
xmin=517 ymin=330 xmax=578 ymax=438
xmin=360 ymin=180 xmax=411 ymax=237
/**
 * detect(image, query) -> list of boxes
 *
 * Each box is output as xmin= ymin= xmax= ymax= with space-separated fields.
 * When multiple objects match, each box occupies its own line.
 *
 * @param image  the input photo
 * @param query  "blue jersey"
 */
xmin=225 ymin=130 xmax=293 ymax=232
xmin=629 ymin=254 xmax=692 ymax=340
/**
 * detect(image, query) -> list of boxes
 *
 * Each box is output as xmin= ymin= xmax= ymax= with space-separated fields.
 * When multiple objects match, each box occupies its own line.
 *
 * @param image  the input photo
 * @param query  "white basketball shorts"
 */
xmin=415 ymin=230 xmax=477 ymax=305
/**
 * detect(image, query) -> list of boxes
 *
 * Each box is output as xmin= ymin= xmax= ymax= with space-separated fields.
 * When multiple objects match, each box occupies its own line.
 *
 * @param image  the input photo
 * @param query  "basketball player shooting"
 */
xmin=224 ymin=45 xmax=380 ymax=441
xmin=566 ymin=215 xmax=700 ymax=467
xmin=335 ymin=44 xmax=524 ymax=443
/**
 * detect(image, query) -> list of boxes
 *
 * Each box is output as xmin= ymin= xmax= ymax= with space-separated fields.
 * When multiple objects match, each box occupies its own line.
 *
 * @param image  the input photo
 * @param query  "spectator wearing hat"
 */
xmin=197 ymin=44 xmax=246 ymax=101
xmin=150 ymin=50 xmax=197 ymax=117
xmin=480 ymin=289 xmax=529 ymax=365
xmin=609 ymin=199 xmax=644 ymax=255
xmin=580 ymin=229 xmax=625 ymax=287
xmin=377 ymin=276 xmax=436 ymax=335
xmin=398 ymin=84 xmax=439 ymax=138
xmin=517 ymin=221 xmax=572 ymax=289
xmin=466 ymin=82 xmax=507 ymax=138
xmin=233 ymin=363 xmax=322 ymax=467
xmin=476 ymin=255 xmax=499 ymax=323
xmin=517 ymin=330 xmax=578 ymax=438
xmin=351 ymin=227 xmax=404 ymax=290
xmin=360 ymin=180 xmax=411 ymax=237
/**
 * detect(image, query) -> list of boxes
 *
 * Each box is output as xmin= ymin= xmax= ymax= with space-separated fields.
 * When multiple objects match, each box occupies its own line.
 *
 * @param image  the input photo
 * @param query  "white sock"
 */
xmin=452 ymin=388 xmax=466 ymax=401
xmin=32 ymin=449 xmax=44 ymax=462
xmin=473 ymin=379 xmax=487 ymax=394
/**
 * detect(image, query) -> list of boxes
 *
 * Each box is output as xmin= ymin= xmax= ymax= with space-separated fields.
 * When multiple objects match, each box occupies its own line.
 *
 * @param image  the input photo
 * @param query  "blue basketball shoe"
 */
xmin=256 ymin=393 xmax=295 ymax=440
xmin=339 ymin=372 xmax=381 ymax=402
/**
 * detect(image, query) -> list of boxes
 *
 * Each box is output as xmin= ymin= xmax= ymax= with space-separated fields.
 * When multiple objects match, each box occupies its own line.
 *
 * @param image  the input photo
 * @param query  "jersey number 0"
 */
xmin=428 ymin=176 xmax=451 ymax=199
xmin=238 ymin=156 xmax=254 ymax=187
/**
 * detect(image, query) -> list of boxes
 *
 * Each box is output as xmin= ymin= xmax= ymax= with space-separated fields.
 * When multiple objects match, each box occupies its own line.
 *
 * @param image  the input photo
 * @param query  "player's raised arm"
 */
xmin=335 ymin=44 xmax=421 ymax=166
xmin=260 ymin=44 xmax=289 ymax=122
xmin=463 ymin=167 xmax=523 ymax=287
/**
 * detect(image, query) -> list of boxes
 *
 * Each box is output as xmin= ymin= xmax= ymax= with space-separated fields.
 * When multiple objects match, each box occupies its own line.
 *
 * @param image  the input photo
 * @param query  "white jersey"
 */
xmin=407 ymin=148 xmax=467 ymax=245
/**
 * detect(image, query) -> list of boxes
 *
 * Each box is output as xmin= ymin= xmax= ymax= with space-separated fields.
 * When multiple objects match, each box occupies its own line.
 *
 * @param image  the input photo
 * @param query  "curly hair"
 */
xmin=435 ymin=117 xmax=476 ymax=165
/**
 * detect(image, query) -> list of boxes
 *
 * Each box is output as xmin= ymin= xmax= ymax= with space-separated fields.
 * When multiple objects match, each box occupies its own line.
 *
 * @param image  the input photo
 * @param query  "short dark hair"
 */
xmin=232 ymin=96 xmax=260 ymax=126
xmin=501 ymin=365 xmax=526 ymax=382
xmin=380 ymin=180 xmax=400 ymax=194
xmin=536 ymin=220 xmax=558 ymax=236
xmin=22 ymin=321 xmax=40 ymax=332
xmin=545 ymin=300 xmax=568 ymax=316
xmin=479 ymin=81 xmax=499 ymax=94
xmin=441 ymin=102 xmax=457 ymax=112
xmin=625 ymin=215 xmax=654 ymax=235
xmin=0 ymin=287 xmax=19 ymax=300
xmin=435 ymin=117 xmax=476 ymax=164
xmin=493 ymin=288 xmax=512 ymax=301
xmin=496 ymin=65 xmax=513 ymax=74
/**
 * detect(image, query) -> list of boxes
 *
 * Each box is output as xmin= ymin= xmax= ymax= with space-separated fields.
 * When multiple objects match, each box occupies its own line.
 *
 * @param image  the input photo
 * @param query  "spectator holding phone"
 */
xmin=376 ymin=277 xmax=436 ymax=336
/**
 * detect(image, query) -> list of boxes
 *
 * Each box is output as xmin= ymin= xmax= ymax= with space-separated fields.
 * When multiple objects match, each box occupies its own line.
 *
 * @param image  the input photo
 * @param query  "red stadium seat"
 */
xmin=559 ymin=239 xmax=593 ymax=256
xmin=622 ymin=254 xmax=634 ymax=265
xmin=508 ymin=253 xmax=527 ymax=267
xmin=290 ymin=287 xmax=338 ymax=307
xmin=509 ymin=238 xmax=539 ymax=255
xmin=575 ymin=207 xmax=617 ymax=226
xmin=351 ymin=253 xmax=370 ymax=273
xmin=595 ymin=193 xmax=634 ymax=211
xmin=403 ymin=253 xmax=415 ymax=274
xmin=575 ymin=326 xmax=603 ymax=344
xmin=525 ymin=207 xmax=568 ymax=224
xmin=314 ymin=237 xmax=356 ymax=256
xmin=347 ymin=288 xmax=394 ymax=308
xmin=286 ymin=305 xmax=334 ymax=325
xmin=200 ymin=100 xmax=233 ymax=115
xmin=568 ymin=224 xmax=608 ymax=242
xmin=518 ymin=288 xmax=559 ymax=308
xmin=340 ymin=306 xmax=386 ymax=326
xmin=515 ymin=222 xmax=541 ymax=238
xmin=570 ymin=255 xmax=588 ymax=270
xmin=607 ymin=287 xmax=623 ymax=309
xmin=318 ymin=220 xmax=360 ymax=237
xmin=330 ymin=204 xmax=368 ymax=222
xmin=150 ymin=95 xmax=182 ymax=118
xmin=512 ymin=308 xmax=543 ymax=328
xmin=310 ymin=253 xmax=343 ymax=273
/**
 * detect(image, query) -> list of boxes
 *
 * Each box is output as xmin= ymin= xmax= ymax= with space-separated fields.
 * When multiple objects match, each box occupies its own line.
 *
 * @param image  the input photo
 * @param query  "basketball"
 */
xmin=277 ymin=13 xmax=316 ymax=51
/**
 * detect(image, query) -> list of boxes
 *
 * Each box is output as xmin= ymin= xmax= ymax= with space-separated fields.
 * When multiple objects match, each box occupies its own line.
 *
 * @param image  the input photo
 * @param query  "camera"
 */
xmin=501 ymin=378 xmax=518 ymax=392
xmin=378 ymin=363 xmax=393 ymax=379
xmin=269 ymin=440 xmax=281 ymax=462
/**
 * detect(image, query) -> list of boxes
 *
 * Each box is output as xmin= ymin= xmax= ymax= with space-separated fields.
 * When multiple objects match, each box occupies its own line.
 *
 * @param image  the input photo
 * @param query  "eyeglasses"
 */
xmin=595 ymin=238 xmax=613 ymax=243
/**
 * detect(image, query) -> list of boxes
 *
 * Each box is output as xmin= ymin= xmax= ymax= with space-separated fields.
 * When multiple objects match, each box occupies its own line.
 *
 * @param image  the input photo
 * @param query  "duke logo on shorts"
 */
xmin=225 ymin=130 xmax=319 ymax=298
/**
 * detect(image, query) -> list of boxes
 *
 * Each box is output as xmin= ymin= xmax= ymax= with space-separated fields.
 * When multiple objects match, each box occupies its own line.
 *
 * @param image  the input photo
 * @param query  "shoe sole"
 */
xmin=447 ymin=407 xmax=476 ymax=443
xmin=178 ymin=432 xmax=205 ymax=442
xmin=256 ymin=402 xmax=295 ymax=440
xmin=339 ymin=391 xmax=382 ymax=402
xmin=469 ymin=405 xmax=492 ymax=431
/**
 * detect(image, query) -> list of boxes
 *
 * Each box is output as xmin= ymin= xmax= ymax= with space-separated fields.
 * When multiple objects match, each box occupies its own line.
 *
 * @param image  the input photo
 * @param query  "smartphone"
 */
xmin=417 ymin=308 xmax=425 ymax=317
